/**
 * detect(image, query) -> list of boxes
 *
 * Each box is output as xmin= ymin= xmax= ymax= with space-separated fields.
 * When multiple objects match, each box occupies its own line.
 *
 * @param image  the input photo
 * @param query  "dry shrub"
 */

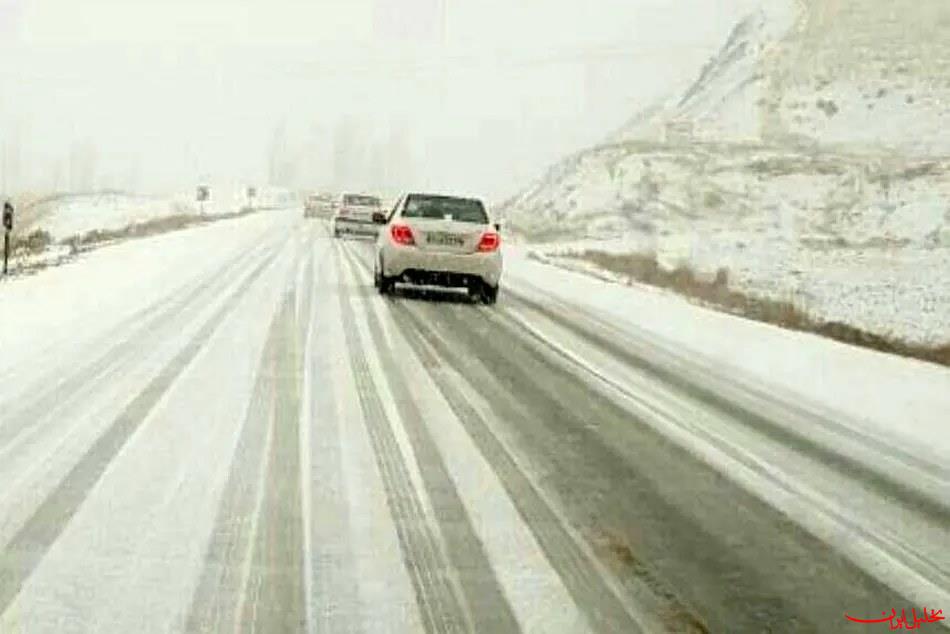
xmin=13 ymin=229 xmax=53 ymax=255
xmin=563 ymin=250 xmax=950 ymax=368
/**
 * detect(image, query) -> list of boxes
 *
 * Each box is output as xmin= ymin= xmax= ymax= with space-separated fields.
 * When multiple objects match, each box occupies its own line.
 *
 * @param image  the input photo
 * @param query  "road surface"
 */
xmin=0 ymin=209 xmax=947 ymax=633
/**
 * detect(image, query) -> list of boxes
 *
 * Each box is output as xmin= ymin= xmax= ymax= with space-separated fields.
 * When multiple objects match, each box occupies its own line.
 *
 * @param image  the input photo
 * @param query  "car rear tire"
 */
xmin=375 ymin=260 xmax=395 ymax=295
xmin=480 ymin=282 xmax=499 ymax=305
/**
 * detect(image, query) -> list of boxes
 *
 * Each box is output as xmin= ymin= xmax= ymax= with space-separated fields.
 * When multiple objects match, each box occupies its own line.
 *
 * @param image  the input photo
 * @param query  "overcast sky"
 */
xmin=0 ymin=0 xmax=761 ymax=200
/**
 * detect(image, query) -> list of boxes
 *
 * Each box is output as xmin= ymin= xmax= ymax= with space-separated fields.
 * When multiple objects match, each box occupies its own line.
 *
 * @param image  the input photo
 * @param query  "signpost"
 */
xmin=2 ymin=201 xmax=13 ymax=276
xmin=196 ymin=185 xmax=210 ymax=216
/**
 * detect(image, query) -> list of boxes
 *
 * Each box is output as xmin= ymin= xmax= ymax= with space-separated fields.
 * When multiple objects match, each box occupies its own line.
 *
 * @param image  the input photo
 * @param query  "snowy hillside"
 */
xmin=508 ymin=143 xmax=950 ymax=248
xmin=770 ymin=0 xmax=950 ymax=154
xmin=504 ymin=0 xmax=950 ymax=346
xmin=616 ymin=0 xmax=950 ymax=154
xmin=615 ymin=1 xmax=801 ymax=144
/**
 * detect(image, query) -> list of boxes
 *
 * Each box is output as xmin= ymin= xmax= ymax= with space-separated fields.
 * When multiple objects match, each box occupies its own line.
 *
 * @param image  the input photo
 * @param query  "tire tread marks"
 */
xmin=335 ymin=247 xmax=470 ymax=634
xmin=387 ymin=300 xmax=647 ymax=634
xmin=339 ymin=248 xmax=521 ymax=634
xmin=0 ymin=245 xmax=281 ymax=616
xmin=186 ymin=253 xmax=307 ymax=634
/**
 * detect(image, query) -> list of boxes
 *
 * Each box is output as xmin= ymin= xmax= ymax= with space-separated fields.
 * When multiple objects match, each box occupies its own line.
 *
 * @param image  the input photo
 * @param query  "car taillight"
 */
xmin=390 ymin=224 xmax=415 ymax=246
xmin=477 ymin=231 xmax=500 ymax=252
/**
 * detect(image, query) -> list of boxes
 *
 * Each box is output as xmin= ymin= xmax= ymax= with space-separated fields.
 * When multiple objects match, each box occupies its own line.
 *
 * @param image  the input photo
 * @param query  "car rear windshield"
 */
xmin=402 ymin=195 xmax=489 ymax=224
xmin=343 ymin=195 xmax=380 ymax=207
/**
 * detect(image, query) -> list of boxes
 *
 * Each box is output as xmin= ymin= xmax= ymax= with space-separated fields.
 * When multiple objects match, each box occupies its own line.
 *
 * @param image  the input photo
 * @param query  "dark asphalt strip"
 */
xmin=332 ymin=242 xmax=928 ymax=631
xmin=239 ymin=291 xmax=307 ymax=633
xmin=304 ymin=239 xmax=363 ymax=630
xmin=503 ymin=289 xmax=950 ymax=527
xmin=334 ymin=246 xmax=470 ymax=634
xmin=339 ymin=249 xmax=522 ymax=634
xmin=184 ymin=290 xmax=305 ymax=633
xmin=382 ymin=299 xmax=649 ymax=634
xmin=0 ymin=245 xmax=282 ymax=616
xmin=184 ymin=295 xmax=284 ymax=633
xmin=416 ymin=302 xmax=907 ymax=633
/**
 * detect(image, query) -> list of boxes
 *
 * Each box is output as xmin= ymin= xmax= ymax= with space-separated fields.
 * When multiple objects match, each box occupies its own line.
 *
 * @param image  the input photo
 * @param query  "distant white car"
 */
xmin=372 ymin=193 xmax=502 ymax=304
xmin=304 ymin=193 xmax=334 ymax=218
xmin=332 ymin=193 xmax=383 ymax=238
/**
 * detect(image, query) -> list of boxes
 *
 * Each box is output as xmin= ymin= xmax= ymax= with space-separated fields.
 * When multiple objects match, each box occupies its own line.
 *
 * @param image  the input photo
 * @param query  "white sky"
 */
xmin=0 ymin=0 xmax=761 ymax=199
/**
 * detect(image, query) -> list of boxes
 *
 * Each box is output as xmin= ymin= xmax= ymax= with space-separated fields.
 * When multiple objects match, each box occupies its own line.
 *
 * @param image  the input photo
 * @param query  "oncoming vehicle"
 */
xmin=372 ymin=193 xmax=502 ymax=304
xmin=332 ymin=193 xmax=382 ymax=238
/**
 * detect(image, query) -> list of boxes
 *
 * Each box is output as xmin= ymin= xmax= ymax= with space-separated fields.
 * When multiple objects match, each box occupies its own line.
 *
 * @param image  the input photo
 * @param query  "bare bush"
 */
xmin=561 ymin=250 xmax=950 ymax=367
xmin=13 ymin=229 xmax=54 ymax=255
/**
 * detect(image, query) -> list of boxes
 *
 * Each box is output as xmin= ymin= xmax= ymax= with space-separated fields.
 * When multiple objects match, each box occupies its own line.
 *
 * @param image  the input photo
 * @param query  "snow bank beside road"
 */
xmin=24 ymin=185 xmax=287 ymax=243
xmin=504 ymin=247 xmax=950 ymax=462
xmin=28 ymin=193 xmax=192 ymax=242
xmin=0 ymin=209 xmax=296 ymax=386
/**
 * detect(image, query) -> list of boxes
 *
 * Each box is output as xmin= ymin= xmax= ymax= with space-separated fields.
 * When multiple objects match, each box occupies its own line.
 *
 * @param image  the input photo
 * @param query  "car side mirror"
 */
xmin=372 ymin=212 xmax=387 ymax=225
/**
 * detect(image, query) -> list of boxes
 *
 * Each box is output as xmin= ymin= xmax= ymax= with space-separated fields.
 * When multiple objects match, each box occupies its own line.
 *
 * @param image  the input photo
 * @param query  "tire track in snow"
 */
xmin=0 ymin=243 xmax=282 ymax=616
xmin=185 ymin=244 xmax=308 ymax=634
xmin=413 ymin=299 xmax=907 ymax=632
xmin=238 ymin=289 xmax=307 ymax=633
xmin=497 ymin=289 xmax=950 ymax=614
xmin=338 ymin=248 xmax=522 ymax=634
xmin=378 ymin=300 xmax=651 ymax=634
xmin=325 ymin=240 xmax=937 ymax=631
xmin=300 ymin=236 xmax=364 ymax=632
xmin=504 ymin=287 xmax=950 ymax=523
xmin=0 ymin=235 xmax=280 ymax=458
xmin=341 ymin=242 xmax=658 ymax=632
xmin=334 ymin=246 xmax=471 ymax=634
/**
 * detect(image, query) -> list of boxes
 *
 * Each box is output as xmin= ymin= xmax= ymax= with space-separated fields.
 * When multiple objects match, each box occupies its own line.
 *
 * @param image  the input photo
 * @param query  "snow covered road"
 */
xmin=1 ymin=209 xmax=947 ymax=633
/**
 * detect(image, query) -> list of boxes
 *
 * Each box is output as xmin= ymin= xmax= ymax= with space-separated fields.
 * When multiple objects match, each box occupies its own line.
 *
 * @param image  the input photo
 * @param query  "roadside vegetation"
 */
xmin=539 ymin=249 xmax=950 ymax=368
xmin=3 ymin=206 xmax=260 ymax=278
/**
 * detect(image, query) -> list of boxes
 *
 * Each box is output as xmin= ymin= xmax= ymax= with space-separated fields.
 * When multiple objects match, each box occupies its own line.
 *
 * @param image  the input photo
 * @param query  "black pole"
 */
xmin=3 ymin=201 xmax=13 ymax=276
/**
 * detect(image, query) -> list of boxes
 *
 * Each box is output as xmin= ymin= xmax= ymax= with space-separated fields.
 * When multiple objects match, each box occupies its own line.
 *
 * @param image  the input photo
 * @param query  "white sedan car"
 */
xmin=372 ymin=193 xmax=502 ymax=304
xmin=332 ymin=193 xmax=383 ymax=238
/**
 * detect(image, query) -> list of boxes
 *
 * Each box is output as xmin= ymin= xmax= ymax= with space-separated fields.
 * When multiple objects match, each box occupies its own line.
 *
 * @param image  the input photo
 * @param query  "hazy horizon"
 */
xmin=0 ymin=0 xmax=760 ymax=201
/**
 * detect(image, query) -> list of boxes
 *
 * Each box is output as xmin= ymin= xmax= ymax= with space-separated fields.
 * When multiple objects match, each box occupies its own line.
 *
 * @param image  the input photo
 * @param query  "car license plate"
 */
xmin=426 ymin=232 xmax=464 ymax=246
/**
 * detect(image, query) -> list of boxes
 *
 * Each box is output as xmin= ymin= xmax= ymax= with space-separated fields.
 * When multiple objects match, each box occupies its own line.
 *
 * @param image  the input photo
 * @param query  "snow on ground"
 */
xmin=28 ymin=193 xmax=195 ymax=242
xmin=22 ymin=184 xmax=295 ymax=243
xmin=504 ymin=0 xmax=950 ymax=346
xmin=506 ymin=143 xmax=950 ymax=344
xmin=503 ymin=246 xmax=950 ymax=462
xmin=0 ymin=208 xmax=296 ymax=382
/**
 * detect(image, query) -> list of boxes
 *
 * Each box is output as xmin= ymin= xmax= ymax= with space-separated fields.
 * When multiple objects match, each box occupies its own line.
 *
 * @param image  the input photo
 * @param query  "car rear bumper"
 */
xmin=382 ymin=247 xmax=502 ymax=287
xmin=333 ymin=217 xmax=379 ymax=235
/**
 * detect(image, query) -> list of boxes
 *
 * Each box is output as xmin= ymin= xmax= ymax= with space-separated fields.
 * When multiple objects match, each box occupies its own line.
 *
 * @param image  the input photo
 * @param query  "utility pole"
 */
xmin=3 ymin=200 xmax=13 ymax=276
